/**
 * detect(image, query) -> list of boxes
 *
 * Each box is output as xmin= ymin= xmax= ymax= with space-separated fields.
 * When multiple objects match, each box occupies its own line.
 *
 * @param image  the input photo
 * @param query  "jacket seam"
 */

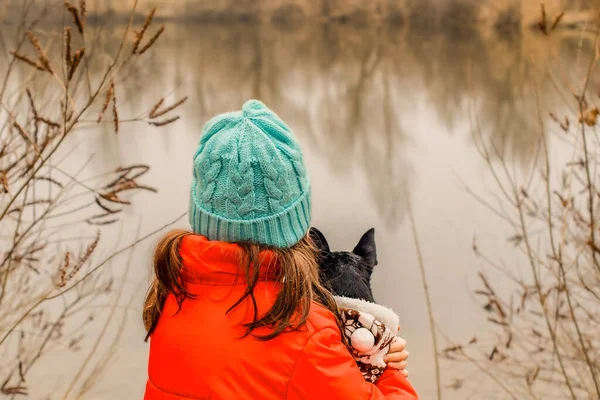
xmin=284 ymin=324 xmax=337 ymax=399
xmin=148 ymin=376 xmax=203 ymax=400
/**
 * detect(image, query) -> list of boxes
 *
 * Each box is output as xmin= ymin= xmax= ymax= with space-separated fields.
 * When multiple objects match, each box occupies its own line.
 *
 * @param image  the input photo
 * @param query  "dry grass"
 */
xmin=407 ymin=198 xmax=442 ymax=400
xmin=0 ymin=1 xmax=186 ymax=397
xmin=444 ymin=28 xmax=600 ymax=400
xmin=138 ymin=25 xmax=165 ymax=55
xmin=132 ymin=7 xmax=156 ymax=55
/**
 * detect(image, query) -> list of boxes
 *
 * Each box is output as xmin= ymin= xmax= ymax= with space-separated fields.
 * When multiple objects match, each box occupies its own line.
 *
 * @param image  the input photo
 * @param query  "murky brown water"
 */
xmin=5 ymin=20 xmax=599 ymax=399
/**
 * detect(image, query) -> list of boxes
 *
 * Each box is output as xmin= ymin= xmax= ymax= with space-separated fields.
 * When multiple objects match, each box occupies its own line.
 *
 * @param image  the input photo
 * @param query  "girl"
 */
xmin=143 ymin=100 xmax=418 ymax=400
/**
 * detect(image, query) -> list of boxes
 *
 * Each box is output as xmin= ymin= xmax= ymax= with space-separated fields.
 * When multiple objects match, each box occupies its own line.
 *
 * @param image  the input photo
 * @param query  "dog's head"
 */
xmin=309 ymin=227 xmax=378 ymax=302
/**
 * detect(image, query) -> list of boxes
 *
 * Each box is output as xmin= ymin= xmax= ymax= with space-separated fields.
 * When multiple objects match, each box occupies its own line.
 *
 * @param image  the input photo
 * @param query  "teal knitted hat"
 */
xmin=189 ymin=100 xmax=311 ymax=248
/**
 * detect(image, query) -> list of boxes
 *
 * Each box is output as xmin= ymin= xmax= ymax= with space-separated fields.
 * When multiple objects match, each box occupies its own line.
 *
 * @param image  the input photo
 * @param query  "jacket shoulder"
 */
xmin=305 ymin=302 xmax=340 ymax=336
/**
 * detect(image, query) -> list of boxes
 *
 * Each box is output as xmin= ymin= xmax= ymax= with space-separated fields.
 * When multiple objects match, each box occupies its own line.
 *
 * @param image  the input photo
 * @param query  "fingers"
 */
xmin=385 ymin=349 xmax=409 ymax=364
xmin=390 ymin=337 xmax=407 ymax=353
xmin=388 ymin=360 xmax=407 ymax=370
xmin=386 ymin=336 xmax=410 ymax=374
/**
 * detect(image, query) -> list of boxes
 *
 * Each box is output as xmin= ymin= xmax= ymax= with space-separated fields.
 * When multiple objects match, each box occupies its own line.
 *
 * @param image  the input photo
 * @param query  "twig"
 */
xmin=577 ymin=34 xmax=600 ymax=275
xmin=150 ymin=96 xmax=187 ymax=119
xmin=61 ymin=222 xmax=140 ymax=400
xmin=538 ymin=4 xmax=547 ymax=35
xmin=68 ymin=48 xmax=84 ymax=81
xmin=138 ymin=25 xmax=165 ymax=55
xmin=148 ymin=98 xmax=164 ymax=118
xmin=65 ymin=1 xmax=84 ymax=35
xmin=9 ymin=51 xmax=44 ymax=71
xmin=0 ymin=211 xmax=186 ymax=347
xmin=111 ymin=81 xmax=118 ymax=134
xmin=64 ymin=27 xmax=72 ymax=68
xmin=50 ymin=212 xmax=186 ymax=301
xmin=96 ymin=84 xmax=114 ymax=123
xmin=515 ymin=190 xmax=578 ymax=399
xmin=551 ymin=12 xmax=565 ymax=30
xmin=460 ymin=349 xmax=519 ymax=400
xmin=407 ymin=197 xmax=442 ymax=400
xmin=0 ymin=0 xmax=141 ymax=222
xmin=533 ymin=75 xmax=600 ymax=398
xmin=149 ymin=116 xmax=179 ymax=127
xmin=132 ymin=8 xmax=155 ymax=54
xmin=25 ymin=30 xmax=51 ymax=73
xmin=79 ymin=0 xmax=86 ymax=25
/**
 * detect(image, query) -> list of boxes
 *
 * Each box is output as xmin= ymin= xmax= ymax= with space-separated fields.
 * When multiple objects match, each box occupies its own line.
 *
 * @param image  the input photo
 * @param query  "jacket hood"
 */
xmin=179 ymin=235 xmax=280 ymax=285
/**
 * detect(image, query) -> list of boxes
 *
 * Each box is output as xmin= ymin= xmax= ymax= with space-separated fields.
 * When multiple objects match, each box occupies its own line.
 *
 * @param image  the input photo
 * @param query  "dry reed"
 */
xmin=25 ymin=31 xmax=51 ymax=73
xmin=79 ymin=0 xmax=86 ymax=25
xmin=407 ymin=198 xmax=442 ymax=400
xmin=0 ymin=1 xmax=183 ymax=397
xmin=538 ymin=4 xmax=547 ymax=34
xmin=36 ymin=116 xmax=60 ymax=128
xmin=447 ymin=30 xmax=600 ymax=399
xmin=148 ymin=98 xmax=164 ymax=118
xmin=64 ymin=232 xmax=100 ymax=283
xmin=132 ymin=8 xmax=156 ymax=54
xmin=64 ymin=27 xmax=72 ymax=68
xmin=149 ymin=116 xmax=180 ymax=127
xmin=68 ymin=48 xmax=85 ymax=80
xmin=97 ymin=83 xmax=114 ymax=123
xmin=10 ymin=51 xmax=44 ymax=71
xmin=26 ymin=88 xmax=39 ymax=122
xmin=65 ymin=0 xmax=84 ymax=35
xmin=56 ymin=252 xmax=71 ymax=288
xmin=138 ymin=25 xmax=165 ymax=55
xmin=111 ymin=81 xmax=118 ymax=133
xmin=552 ymin=12 xmax=565 ymax=30
xmin=151 ymin=96 xmax=188 ymax=118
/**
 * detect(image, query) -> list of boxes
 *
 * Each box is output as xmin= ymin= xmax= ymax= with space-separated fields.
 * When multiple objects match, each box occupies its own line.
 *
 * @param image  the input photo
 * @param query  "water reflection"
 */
xmin=2 ymin=20 xmax=598 ymax=227
xmin=3 ymin=17 xmax=600 ymax=399
xmin=152 ymin=22 xmax=596 ymax=224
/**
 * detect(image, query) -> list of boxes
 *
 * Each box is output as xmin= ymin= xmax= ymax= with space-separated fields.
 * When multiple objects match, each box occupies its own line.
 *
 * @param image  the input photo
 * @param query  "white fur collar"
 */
xmin=334 ymin=296 xmax=400 ymax=333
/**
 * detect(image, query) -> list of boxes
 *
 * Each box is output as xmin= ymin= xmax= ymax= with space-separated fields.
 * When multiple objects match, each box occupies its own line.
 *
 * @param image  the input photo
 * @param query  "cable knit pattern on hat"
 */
xmin=189 ymin=100 xmax=311 ymax=248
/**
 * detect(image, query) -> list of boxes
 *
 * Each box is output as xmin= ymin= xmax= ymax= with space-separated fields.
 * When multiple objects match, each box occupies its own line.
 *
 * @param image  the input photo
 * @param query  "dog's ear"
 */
xmin=309 ymin=227 xmax=330 ymax=253
xmin=353 ymin=228 xmax=377 ymax=266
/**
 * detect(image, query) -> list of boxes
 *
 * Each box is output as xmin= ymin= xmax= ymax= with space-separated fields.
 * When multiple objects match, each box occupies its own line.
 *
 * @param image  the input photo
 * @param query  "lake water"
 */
xmin=6 ymin=20 xmax=599 ymax=399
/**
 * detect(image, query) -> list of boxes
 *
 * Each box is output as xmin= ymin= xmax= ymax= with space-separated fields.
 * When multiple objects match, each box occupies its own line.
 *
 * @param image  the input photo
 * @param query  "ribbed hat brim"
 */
xmin=189 ymin=185 xmax=311 ymax=248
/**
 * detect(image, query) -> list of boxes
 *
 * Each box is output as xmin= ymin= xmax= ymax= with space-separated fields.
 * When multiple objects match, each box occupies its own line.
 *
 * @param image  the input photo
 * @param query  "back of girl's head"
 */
xmin=143 ymin=100 xmax=340 ymax=340
xmin=143 ymin=231 xmax=340 ymax=340
xmin=143 ymin=229 xmax=191 ymax=337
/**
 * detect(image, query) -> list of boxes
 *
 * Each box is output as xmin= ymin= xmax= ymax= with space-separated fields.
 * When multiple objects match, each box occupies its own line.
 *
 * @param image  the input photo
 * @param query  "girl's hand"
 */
xmin=384 ymin=336 xmax=409 ymax=377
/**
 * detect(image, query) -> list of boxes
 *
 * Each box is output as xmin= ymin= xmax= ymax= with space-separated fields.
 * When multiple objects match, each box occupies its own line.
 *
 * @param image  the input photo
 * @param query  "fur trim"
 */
xmin=334 ymin=296 xmax=400 ymax=383
xmin=334 ymin=296 xmax=400 ymax=333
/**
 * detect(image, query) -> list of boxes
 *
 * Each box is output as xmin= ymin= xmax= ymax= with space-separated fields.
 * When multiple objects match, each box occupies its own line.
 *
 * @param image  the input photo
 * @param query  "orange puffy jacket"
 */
xmin=144 ymin=235 xmax=419 ymax=400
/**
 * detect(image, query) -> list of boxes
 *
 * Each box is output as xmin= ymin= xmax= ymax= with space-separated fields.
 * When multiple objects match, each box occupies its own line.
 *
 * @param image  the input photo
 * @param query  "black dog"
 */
xmin=310 ymin=227 xmax=401 ymax=383
xmin=309 ymin=227 xmax=378 ymax=303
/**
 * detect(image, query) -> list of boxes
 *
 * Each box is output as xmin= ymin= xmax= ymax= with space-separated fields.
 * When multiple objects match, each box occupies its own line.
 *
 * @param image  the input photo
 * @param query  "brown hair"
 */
xmin=143 ymin=230 xmax=342 ymax=341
